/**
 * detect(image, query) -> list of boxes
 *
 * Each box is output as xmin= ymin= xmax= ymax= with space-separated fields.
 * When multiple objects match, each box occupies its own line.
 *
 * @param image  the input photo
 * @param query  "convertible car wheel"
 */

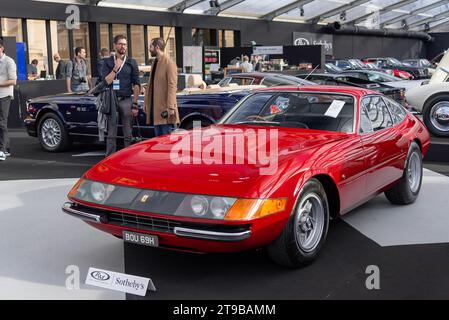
xmin=267 ymin=178 xmax=329 ymax=268
xmin=385 ymin=142 xmax=422 ymax=205
xmin=38 ymin=113 xmax=72 ymax=152
xmin=423 ymin=94 xmax=449 ymax=137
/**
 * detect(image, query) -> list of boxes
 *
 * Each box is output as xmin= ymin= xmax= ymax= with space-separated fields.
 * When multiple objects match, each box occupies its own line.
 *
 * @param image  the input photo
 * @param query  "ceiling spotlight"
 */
xmin=401 ymin=19 xmax=408 ymax=29
xmin=340 ymin=11 xmax=346 ymax=21
xmin=209 ymin=0 xmax=220 ymax=8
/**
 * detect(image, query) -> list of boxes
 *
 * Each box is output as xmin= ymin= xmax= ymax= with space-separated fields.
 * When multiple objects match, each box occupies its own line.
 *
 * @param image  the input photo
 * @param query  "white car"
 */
xmin=406 ymin=51 xmax=449 ymax=137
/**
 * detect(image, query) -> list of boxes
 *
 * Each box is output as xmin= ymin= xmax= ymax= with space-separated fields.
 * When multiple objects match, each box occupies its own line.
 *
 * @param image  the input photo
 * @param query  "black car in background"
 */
xmin=296 ymin=73 xmax=406 ymax=103
xmin=362 ymin=57 xmax=429 ymax=79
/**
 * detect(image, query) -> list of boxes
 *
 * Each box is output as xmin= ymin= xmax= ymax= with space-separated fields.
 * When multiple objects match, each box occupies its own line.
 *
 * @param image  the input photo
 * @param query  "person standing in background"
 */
xmin=96 ymin=48 xmax=110 ymax=83
xmin=143 ymin=37 xmax=179 ymax=137
xmin=240 ymin=55 xmax=253 ymax=73
xmin=254 ymin=55 xmax=263 ymax=72
xmin=26 ymin=59 xmax=38 ymax=80
xmin=66 ymin=47 xmax=92 ymax=93
xmin=0 ymin=40 xmax=17 ymax=161
xmin=53 ymin=53 xmax=67 ymax=80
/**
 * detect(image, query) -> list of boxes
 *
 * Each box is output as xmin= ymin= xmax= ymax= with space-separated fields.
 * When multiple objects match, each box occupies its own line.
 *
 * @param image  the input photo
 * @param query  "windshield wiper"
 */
xmin=234 ymin=121 xmax=280 ymax=126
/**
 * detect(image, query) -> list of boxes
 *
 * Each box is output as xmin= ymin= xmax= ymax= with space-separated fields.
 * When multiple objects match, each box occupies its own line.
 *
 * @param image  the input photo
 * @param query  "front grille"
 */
xmin=108 ymin=211 xmax=181 ymax=233
xmin=73 ymin=203 xmax=251 ymax=235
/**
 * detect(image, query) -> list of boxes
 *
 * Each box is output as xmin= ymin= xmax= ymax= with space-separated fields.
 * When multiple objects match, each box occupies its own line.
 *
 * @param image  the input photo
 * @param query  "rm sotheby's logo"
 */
xmin=90 ymin=271 xmax=110 ymax=281
xmin=85 ymin=267 xmax=154 ymax=296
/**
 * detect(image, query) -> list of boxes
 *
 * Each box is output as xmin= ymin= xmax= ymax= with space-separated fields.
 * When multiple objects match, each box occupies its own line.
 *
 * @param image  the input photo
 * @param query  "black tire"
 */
xmin=267 ymin=178 xmax=330 ymax=268
xmin=385 ymin=142 xmax=422 ymax=205
xmin=38 ymin=113 xmax=72 ymax=152
xmin=182 ymin=118 xmax=213 ymax=130
xmin=422 ymin=94 xmax=449 ymax=137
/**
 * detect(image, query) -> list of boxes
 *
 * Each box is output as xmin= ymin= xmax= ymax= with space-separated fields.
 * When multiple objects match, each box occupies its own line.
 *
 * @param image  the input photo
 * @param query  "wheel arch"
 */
xmin=180 ymin=112 xmax=215 ymax=129
xmin=311 ymin=174 xmax=340 ymax=219
xmin=36 ymin=105 xmax=67 ymax=128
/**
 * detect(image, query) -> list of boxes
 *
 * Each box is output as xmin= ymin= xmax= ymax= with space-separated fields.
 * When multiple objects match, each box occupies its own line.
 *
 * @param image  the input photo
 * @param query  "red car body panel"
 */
xmin=66 ymin=85 xmax=430 ymax=253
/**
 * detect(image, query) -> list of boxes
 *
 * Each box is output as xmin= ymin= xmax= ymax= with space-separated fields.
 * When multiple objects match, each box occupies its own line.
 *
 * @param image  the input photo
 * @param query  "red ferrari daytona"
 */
xmin=63 ymin=85 xmax=430 ymax=268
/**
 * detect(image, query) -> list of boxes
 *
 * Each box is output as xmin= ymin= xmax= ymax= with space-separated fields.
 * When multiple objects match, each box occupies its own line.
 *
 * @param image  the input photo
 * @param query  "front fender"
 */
xmin=35 ymin=104 xmax=68 ymax=127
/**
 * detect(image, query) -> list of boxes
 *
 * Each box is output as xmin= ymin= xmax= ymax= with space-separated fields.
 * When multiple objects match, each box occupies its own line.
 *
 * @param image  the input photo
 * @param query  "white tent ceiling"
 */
xmin=34 ymin=0 xmax=449 ymax=31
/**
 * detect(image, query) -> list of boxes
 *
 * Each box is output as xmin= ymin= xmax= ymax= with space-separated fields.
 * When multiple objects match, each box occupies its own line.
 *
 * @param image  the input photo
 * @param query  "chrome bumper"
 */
xmin=174 ymin=227 xmax=251 ymax=242
xmin=62 ymin=201 xmax=251 ymax=242
xmin=62 ymin=202 xmax=102 ymax=223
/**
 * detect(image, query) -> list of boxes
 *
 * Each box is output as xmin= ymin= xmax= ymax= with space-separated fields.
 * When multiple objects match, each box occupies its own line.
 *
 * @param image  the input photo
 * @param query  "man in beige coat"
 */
xmin=144 ymin=38 xmax=180 ymax=136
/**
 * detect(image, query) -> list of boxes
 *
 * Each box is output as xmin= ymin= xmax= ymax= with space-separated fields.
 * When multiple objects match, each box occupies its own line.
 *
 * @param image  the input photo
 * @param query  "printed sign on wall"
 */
xmin=293 ymin=32 xmax=334 ymax=55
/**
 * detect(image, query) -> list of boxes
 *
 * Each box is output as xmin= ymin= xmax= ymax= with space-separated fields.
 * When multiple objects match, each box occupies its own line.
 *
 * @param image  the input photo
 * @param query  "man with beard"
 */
xmin=102 ymin=34 xmax=140 ymax=156
xmin=143 ymin=37 xmax=179 ymax=137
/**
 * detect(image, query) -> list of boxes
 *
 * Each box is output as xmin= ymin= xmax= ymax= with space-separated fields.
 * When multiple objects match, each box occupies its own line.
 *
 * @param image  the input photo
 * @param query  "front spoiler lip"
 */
xmin=61 ymin=201 xmax=252 ymax=242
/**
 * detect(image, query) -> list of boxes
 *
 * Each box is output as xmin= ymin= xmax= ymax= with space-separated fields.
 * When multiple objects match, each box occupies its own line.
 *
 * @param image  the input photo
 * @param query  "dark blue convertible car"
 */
xmin=24 ymin=89 xmax=252 ymax=152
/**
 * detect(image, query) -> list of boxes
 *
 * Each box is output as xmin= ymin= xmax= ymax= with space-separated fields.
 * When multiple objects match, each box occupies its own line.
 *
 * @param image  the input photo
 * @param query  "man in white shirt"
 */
xmin=240 ymin=55 xmax=253 ymax=73
xmin=0 ymin=40 xmax=18 ymax=161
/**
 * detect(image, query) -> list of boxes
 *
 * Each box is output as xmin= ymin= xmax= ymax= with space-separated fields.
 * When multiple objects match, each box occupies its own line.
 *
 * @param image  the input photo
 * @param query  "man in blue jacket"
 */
xmin=102 ymin=35 xmax=141 ymax=156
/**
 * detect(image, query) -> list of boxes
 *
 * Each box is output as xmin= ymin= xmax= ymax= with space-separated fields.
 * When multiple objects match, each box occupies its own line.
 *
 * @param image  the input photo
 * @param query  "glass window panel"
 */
xmin=112 ymin=24 xmax=127 ymax=38
xmin=100 ymin=24 xmax=110 ymax=52
xmin=224 ymin=30 xmax=234 ymax=48
xmin=27 ymin=19 xmax=48 ymax=76
xmin=72 ymin=22 xmax=91 ymax=74
xmin=50 ymin=21 xmax=70 ymax=78
xmin=130 ymin=25 xmax=145 ymax=65
xmin=1 ymin=18 xmax=23 ymax=42
xmin=163 ymin=26 xmax=176 ymax=63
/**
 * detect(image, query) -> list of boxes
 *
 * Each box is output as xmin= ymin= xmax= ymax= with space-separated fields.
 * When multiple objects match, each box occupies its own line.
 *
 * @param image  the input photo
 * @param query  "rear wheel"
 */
xmin=267 ymin=178 xmax=329 ymax=268
xmin=385 ymin=142 xmax=422 ymax=204
xmin=38 ymin=113 xmax=72 ymax=152
xmin=422 ymin=94 xmax=449 ymax=137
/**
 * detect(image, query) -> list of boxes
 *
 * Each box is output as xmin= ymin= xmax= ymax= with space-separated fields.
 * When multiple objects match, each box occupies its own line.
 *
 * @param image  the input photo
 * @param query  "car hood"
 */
xmin=85 ymin=124 xmax=349 ymax=198
xmin=383 ymin=80 xmax=424 ymax=91
xmin=28 ymin=92 xmax=92 ymax=103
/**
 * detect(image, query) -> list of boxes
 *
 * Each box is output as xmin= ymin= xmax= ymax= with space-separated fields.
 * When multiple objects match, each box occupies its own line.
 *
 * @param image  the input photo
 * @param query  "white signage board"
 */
xmin=253 ymin=46 xmax=284 ymax=55
xmin=86 ymin=267 xmax=156 ymax=297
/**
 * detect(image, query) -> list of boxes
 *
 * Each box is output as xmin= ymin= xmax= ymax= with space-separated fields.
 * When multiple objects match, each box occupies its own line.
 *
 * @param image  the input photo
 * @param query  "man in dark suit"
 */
xmin=53 ymin=53 xmax=67 ymax=80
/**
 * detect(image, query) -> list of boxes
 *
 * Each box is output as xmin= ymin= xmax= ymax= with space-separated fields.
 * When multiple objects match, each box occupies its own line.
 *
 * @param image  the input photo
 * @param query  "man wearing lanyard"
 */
xmin=102 ymin=35 xmax=140 ymax=156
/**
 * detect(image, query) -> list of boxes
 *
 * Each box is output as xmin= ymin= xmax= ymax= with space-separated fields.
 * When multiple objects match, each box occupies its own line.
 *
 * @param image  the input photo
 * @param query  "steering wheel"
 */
xmin=245 ymin=115 xmax=269 ymax=122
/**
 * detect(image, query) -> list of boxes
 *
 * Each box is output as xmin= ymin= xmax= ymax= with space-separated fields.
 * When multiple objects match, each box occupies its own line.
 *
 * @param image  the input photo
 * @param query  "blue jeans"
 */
xmin=154 ymin=124 xmax=174 ymax=137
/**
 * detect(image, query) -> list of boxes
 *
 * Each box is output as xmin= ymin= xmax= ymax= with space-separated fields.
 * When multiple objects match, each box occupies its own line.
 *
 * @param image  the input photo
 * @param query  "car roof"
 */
xmin=258 ymin=85 xmax=377 ymax=97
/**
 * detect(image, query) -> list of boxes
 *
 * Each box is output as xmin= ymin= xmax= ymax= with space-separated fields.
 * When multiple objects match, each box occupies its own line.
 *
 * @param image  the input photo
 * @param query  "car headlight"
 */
xmin=190 ymin=196 xmax=209 ymax=217
xmin=68 ymin=179 xmax=287 ymax=221
xmin=210 ymin=197 xmax=233 ymax=219
xmin=68 ymin=179 xmax=115 ymax=204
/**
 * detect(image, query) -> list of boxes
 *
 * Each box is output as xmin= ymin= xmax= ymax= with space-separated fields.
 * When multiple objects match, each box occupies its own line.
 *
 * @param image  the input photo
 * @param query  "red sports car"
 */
xmin=63 ymin=85 xmax=430 ymax=268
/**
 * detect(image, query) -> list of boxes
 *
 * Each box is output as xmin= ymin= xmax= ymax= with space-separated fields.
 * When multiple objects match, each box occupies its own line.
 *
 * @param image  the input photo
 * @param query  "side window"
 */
xmin=384 ymin=97 xmax=407 ymax=124
xmin=260 ymin=77 xmax=278 ymax=86
xmin=361 ymin=96 xmax=393 ymax=131
xmin=360 ymin=104 xmax=374 ymax=133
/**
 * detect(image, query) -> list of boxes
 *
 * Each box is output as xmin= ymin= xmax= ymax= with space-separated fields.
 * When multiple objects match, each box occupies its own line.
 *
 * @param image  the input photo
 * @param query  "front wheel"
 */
xmin=267 ymin=178 xmax=330 ymax=268
xmin=385 ymin=142 xmax=422 ymax=204
xmin=422 ymin=95 xmax=449 ymax=137
xmin=38 ymin=113 xmax=72 ymax=152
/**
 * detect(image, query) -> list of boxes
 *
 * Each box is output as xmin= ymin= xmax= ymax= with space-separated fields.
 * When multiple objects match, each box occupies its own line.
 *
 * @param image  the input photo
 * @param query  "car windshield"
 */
xmin=218 ymin=77 xmax=253 ymax=87
xmin=325 ymin=63 xmax=343 ymax=72
xmin=263 ymin=75 xmax=315 ymax=86
xmin=421 ymin=59 xmax=432 ymax=67
xmin=348 ymin=59 xmax=366 ymax=68
xmin=366 ymin=71 xmax=400 ymax=82
xmin=222 ymin=92 xmax=355 ymax=133
xmin=387 ymin=58 xmax=403 ymax=66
